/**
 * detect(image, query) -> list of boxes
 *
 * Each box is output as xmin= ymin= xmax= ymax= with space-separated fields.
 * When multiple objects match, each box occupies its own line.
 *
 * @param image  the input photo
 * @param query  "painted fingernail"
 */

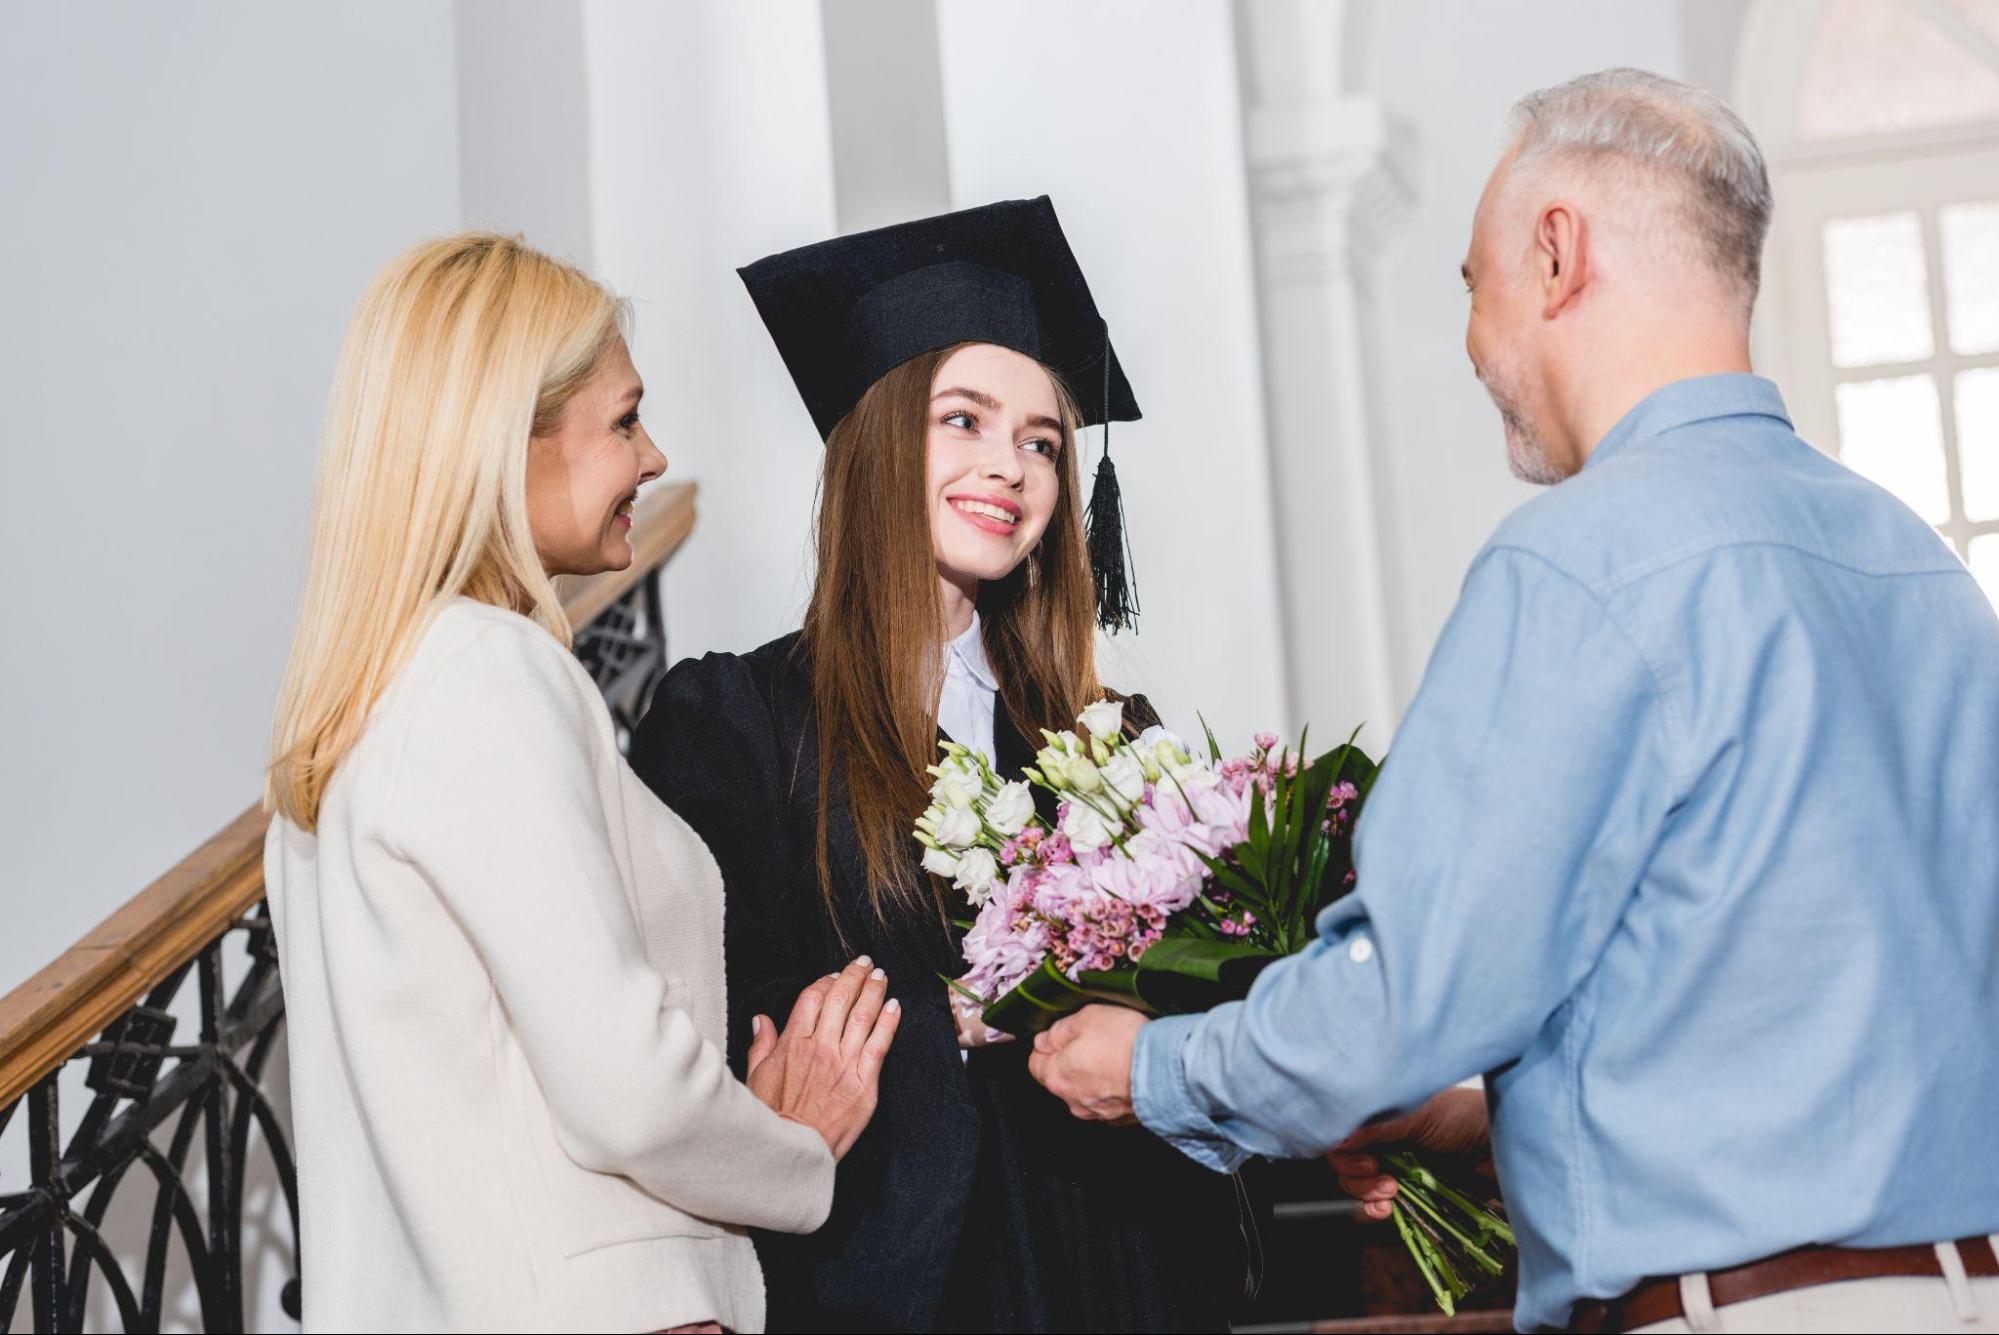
xmin=869 ymin=967 xmax=885 ymax=981
xmin=885 ymin=998 xmax=900 ymax=1012
xmin=854 ymin=955 xmax=873 ymax=969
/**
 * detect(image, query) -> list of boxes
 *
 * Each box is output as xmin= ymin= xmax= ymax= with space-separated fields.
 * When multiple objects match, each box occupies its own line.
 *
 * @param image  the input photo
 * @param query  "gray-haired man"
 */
xmin=1029 ymin=69 xmax=1999 ymax=1333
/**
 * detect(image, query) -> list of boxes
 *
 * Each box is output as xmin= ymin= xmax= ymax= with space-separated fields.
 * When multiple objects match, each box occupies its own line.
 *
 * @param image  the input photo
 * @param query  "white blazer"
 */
xmin=266 ymin=598 xmax=833 ymax=1333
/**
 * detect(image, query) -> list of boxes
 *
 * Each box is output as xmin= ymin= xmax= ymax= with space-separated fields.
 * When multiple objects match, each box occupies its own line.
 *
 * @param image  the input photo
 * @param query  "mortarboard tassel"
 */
xmin=1085 ymin=326 xmax=1138 ymax=633
xmin=1086 ymin=448 xmax=1138 ymax=632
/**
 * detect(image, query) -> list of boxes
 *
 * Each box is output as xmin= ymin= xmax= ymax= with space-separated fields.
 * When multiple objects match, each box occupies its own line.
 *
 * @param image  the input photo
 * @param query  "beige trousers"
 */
xmin=1632 ymin=1239 xmax=1999 ymax=1333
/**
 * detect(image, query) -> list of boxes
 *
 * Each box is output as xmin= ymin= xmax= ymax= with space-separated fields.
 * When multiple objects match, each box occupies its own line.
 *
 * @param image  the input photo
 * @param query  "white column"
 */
xmin=580 ymin=0 xmax=841 ymax=655
xmin=1236 ymin=0 xmax=1410 ymax=749
xmin=934 ymin=0 xmax=1292 ymax=750
xmin=820 ymin=0 xmax=952 ymax=234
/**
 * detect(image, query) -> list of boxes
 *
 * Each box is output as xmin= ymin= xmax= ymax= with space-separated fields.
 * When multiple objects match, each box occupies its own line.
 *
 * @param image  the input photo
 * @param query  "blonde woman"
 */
xmin=264 ymin=233 xmax=900 ymax=1334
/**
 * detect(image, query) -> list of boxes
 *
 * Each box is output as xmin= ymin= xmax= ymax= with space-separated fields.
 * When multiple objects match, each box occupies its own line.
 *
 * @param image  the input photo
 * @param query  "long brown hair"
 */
xmin=800 ymin=343 xmax=1101 ymax=937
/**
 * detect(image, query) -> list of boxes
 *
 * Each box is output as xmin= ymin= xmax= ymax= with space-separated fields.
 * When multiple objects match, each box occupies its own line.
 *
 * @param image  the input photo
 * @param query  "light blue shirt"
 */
xmin=1132 ymin=375 xmax=1999 ymax=1330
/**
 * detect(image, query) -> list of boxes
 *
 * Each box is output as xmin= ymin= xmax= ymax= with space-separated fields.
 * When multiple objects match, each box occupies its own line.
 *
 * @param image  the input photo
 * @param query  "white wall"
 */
xmin=581 ymin=0 xmax=841 ymax=663
xmin=1355 ymin=0 xmax=1691 ymax=711
xmin=456 ymin=0 xmax=597 ymax=266
xmin=936 ymin=0 xmax=1293 ymax=751
xmin=0 ymin=7 xmax=463 ymax=1327
xmin=0 ymin=2 xmax=462 ymax=992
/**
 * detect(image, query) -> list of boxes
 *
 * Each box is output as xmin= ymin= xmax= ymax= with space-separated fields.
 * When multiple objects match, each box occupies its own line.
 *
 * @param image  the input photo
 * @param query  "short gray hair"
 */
xmin=1506 ymin=68 xmax=1772 ymax=308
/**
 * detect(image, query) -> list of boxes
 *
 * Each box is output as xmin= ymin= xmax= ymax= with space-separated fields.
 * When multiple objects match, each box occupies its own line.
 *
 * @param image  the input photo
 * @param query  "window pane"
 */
xmin=1800 ymin=0 xmax=1999 ymax=141
xmin=1835 ymin=375 xmax=1951 ymax=523
xmin=1969 ymin=534 xmax=1999 ymax=614
xmin=1941 ymin=201 xmax=1999 ymax=356
xmin=1824 ymin=212 xmax=1934 ymax=368
xmin=1956 ymin=367 xmax=1999 ymax=522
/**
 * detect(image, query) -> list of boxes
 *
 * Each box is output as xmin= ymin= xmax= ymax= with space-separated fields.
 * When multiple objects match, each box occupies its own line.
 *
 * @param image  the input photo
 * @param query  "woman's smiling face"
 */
xmin=926 ymin=343 xmax=1065 ymax=597
xmin=525 ymin=337 xmax=666 ymax=577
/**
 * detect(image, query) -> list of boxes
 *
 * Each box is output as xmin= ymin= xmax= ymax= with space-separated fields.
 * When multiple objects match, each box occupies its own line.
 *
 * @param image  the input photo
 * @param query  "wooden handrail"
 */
xmin=555 ymin=481 xmax=699 ymax=628
xmin=0 ymin=479 xmax=699 ymax=1109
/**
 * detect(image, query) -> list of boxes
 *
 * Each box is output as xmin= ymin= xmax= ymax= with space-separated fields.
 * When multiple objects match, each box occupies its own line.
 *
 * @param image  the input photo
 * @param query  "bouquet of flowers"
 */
xmin=913 ymin=701 xmax=1514 ymax=1315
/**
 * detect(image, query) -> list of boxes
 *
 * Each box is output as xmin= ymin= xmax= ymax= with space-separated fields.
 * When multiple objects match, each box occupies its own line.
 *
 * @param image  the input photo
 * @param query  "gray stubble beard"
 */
xmin=1478 ymin=359 xmax=1570 ymax=487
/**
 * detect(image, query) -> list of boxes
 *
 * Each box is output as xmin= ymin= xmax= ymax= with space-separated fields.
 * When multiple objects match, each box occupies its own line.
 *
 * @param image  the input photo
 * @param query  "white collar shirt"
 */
xmin=937 ymin=613 xmax=998 ymax=765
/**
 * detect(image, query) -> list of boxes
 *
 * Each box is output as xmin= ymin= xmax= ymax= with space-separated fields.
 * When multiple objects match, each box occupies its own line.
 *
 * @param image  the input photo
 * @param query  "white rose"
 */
xmin=984 ymin=781 xmax=1035 ymax=837
xmin=952 ymin=848 xmax=1000 ymax=905
xmin=1065 ymin=757 xmax=1104 ymax=794
xmin=1100 ymin=751 xmax=1147 ymax=804
xmin=1138 ymin=724 xmax=1192 ymax=758
xmin=1060 ymin=800 xmax=1119 ymax=852
xmin=1169 ymin=762 xmax=1222 ymax=794
xmin=932 ymin=774 xmax=979 ymax=810
xmin=1078 ymin=699 xmax=1125 ymax=742
xmin=933 ymin=804 xmax=980 ymax=850
xmin=921 ymin=845 xmax=961 ymax=878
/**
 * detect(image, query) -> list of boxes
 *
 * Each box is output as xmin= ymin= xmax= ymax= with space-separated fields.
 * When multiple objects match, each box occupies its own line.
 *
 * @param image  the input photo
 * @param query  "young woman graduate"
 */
xmin=627 ymin=198 xmax=1253 ymax=1333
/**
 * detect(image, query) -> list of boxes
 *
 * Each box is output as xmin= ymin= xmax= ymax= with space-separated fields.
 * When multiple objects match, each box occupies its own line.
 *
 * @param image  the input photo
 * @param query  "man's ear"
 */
xmin=1536 ymin=201 xmax=1590 ymax=319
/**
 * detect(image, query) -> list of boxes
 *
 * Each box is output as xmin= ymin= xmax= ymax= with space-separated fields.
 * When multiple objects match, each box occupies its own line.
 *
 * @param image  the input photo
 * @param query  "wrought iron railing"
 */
xmin=0 ymin=481 xmax=697 ymax=1333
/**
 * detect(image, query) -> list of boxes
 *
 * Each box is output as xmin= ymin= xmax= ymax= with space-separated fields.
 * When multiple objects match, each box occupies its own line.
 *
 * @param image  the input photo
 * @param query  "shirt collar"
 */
xmin=945 ymin=612 xmax=999 ymax=693
xmin=1584 ymin=373 xmax=1792 ymax=472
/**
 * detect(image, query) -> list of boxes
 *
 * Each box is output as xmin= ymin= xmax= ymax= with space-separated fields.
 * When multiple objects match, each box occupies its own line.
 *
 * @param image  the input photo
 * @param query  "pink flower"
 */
xmin=961 ymin=891 xmax=1050 ymax=999
xmin=1037 ymin=877 xmax=1177 ymax=979
xmin=1089 ymin=835 xmax=1202 ymax=915
xmin=1030 ymin=862 xmax=1089 ymax=920
xmin=1218 ymin=909 xmax=1257 ymax=938
xmin=948 ymin=727 xmax=1355 ymax=1002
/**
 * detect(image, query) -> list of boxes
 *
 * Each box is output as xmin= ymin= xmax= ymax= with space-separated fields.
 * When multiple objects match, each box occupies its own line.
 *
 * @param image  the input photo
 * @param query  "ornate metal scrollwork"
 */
xmin=572 ymin=577 xmax=671 ymax=746
xmin=0 ymin=910 xmax=296 ymax=1333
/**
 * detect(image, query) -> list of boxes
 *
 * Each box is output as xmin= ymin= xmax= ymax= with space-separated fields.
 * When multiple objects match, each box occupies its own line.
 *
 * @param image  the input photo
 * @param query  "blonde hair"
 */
xmin=266 ymin=232 xmax=628 ymax=829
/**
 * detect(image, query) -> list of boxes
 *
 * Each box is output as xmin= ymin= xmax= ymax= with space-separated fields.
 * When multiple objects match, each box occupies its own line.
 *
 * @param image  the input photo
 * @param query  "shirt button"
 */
xmin=1348 ymin=936 xmax=1375 ymax=964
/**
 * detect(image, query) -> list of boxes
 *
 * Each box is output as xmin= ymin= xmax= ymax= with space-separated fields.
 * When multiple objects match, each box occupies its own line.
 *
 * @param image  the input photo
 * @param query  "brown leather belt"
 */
xmin=1568 ymin=1235 xmax=1999 ymax=1332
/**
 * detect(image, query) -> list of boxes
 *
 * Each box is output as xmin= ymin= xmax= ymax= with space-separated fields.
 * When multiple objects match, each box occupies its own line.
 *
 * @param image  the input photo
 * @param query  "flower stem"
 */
xmin=1378 ymin=1151 xmax=1514 ymax=1314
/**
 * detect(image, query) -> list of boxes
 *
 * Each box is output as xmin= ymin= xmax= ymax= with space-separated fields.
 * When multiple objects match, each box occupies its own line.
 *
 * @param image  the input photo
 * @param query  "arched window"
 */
xmin=1742 ymin=0 xmax=1999 ymax=609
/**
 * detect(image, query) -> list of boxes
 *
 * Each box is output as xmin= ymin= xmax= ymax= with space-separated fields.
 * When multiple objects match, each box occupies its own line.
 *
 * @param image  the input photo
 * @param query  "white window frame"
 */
xmin=1739 ymin=0 xmax=1999 ymax=566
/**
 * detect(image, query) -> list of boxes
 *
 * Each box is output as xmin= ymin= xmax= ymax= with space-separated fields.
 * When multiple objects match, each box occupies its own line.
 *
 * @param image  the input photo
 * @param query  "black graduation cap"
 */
xmin=739 ymin=195 xmax=1142 ymax=632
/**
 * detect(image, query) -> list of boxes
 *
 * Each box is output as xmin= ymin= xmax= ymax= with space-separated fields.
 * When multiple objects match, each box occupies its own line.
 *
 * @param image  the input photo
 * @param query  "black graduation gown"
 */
xmin=627 ymin=632 xmax=1249 ymax=1334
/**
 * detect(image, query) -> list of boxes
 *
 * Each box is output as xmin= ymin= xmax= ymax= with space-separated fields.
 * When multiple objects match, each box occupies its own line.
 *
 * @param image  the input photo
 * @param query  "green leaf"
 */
xmin=1299 ymin=836 xmax=1333 ymax=942
xmin=979 ymin=937 xmax=1285 ymax=1036
xmin=1244 ymin=780 xmax=1271 ymax=875
xmin=1195 ymin=853 xmax=1254 ymax=899
xmin=1134 ymin=935 xmax=1278 ymax=976
xmin=1263 ymin=773 xmax=1289 ymax=905
xmin=979 ymin=959 xmax=1091 ymax=1037
xmin=1196 ymin=711 xmax=1224 ymax=764
xmin=1196 ymin=855 xmax=1272 ymax=917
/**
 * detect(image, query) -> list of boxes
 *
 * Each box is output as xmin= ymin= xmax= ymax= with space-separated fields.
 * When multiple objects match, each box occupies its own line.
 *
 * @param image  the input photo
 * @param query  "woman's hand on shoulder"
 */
xmin=744 ymin=957 xmax=900 ymax=1159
